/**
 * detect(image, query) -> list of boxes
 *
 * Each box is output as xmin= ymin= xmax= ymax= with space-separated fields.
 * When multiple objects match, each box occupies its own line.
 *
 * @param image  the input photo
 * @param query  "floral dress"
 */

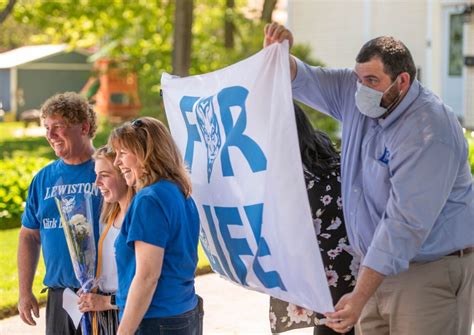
xmin=269 ymin=165 xmax=359 ymax=334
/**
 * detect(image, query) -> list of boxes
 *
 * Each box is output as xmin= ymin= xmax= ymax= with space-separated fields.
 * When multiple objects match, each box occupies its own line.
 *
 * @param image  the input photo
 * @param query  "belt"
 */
xmin=447 ymin=246 xmax=474 ymax=257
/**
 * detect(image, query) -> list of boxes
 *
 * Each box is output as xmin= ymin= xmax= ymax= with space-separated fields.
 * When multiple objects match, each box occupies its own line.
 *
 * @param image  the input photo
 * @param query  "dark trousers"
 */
xmin=46 ymin=288 xmax=82 ymax=335
xmin=314 ymin=325 xmax=354 ymax=335
xmin=136 ymin=296 xmax=204 ymax=335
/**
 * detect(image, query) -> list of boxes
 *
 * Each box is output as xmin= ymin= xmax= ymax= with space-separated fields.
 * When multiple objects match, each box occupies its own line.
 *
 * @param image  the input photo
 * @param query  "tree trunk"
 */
xmin=172 ymin=0 xmax=194 ymax=76
xmin=261 ymin=0 xmax=277 ymax=23
xmin=224 ymin=0 xmax=234 ymax=49
xmin=0 ymin=0 xmax=17 ymax=25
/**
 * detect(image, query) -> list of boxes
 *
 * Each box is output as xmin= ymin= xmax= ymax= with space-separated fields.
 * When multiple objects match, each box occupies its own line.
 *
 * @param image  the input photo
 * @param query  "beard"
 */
xmin=380 ymin=82 xmax=401 ymax=110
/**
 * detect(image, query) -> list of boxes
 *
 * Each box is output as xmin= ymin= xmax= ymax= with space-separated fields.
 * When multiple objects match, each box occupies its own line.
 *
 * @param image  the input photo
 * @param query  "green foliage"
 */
xmin=9 ymin=4 xmax=299 ymax=99
xmin=0 ymin=121 xmax=24 ymax=141
xmin=12 ymin=0 xmax=264 ymax=102
xmin=0 ymin=156 xmax=52 ymax=229
xmin=292 ymin=45 xmax=340 ymax=141
xmin=466 ymin=132 xmax=474 ymax=174
xmin=1 ymin=135 xmax=55 ymax=160
xmin=297 ymin=102 xmax=340 ymax=143
xmin=0 ymin=8 xmax=40 ymax=51
xmin=10 ymin=0 xmax=338 ymax=138
xmin=292 ymin=44 xmax=325 ymax=67
xmin=0 ymin=228 xmax=47 ymax=319
xmin=13 ymin=0 xmax=174 ymax=104
xmin=190 ymin=1 xmax=264 ymax=74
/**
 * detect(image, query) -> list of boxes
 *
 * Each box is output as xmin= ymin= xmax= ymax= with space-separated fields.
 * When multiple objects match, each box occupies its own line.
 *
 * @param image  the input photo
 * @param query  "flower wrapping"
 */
xmin=55 ymin=193 xmax=96 ymax=334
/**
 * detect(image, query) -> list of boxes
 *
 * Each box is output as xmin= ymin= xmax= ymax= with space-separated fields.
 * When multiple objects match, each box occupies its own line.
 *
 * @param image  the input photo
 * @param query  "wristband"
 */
xmin=110 ymin=295 xmax=118 ymax=310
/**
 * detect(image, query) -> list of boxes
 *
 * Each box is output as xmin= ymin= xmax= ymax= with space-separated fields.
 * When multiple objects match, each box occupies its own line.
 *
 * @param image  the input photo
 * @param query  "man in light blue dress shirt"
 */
xmin=264 ymin=23 xmax=474 ymax=335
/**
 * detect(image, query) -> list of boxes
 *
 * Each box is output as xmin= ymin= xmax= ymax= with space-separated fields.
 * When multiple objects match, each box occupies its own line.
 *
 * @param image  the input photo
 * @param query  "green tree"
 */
xmin=0 ymin=0 xmax=41 ymax=51
xmin=0 ymin=0 xmax=16 ymax=25
xmin=11 ymin=0 xmax=338 ymax=137
xmin=261 ymin=0 xmax=277 ymax=22
xmin=173 ymin=0 xmax=194 ymax=76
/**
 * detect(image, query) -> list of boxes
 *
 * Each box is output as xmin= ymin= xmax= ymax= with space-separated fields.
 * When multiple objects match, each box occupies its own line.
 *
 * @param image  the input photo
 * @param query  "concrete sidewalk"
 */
xmin=1 ymin=273 xmax=473 ymax=334
xmin=0 ymin=273 xmax=310 ymax=335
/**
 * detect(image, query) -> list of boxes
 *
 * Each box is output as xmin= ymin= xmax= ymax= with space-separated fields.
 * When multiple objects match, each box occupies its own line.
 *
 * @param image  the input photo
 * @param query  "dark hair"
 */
xmin=356 ymin=36 xmax=417 ymax=84
xmin=294 ymin=103 xmax=339 ymax=173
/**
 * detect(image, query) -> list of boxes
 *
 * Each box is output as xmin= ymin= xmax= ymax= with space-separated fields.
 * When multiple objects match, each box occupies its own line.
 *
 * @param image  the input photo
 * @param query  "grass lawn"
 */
xmin=0 ymin=121 xmax=112 ymax=160
xmin=0 ymin=122 xmax=24 ymax=141
xmin=0 ymin=227 xmax=210 ymax=319
xmin=0 ymin=228 xmax=47 ymax=319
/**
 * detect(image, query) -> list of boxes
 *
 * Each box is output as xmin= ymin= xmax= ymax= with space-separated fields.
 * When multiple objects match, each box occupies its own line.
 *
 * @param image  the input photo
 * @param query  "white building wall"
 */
xmin=371 ymin=1 xmax=427 ymax=83
xmin=288 ymin=1 xmax=428 ymax=78
xmin=288 ymin=1 xmax=365 ymax=68
xmin=287 ymin=0 xmax=473 ymax=123
xmin=428 ymin=1 xmax=443 ymax=95
xmin=463 ymin=11 xmax=474 ymax=128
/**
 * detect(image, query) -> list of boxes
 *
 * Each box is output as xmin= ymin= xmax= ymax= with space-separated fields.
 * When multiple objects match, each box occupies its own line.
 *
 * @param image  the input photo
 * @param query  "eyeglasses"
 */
xmin=131 ymin=119 xmax=144 ymax=128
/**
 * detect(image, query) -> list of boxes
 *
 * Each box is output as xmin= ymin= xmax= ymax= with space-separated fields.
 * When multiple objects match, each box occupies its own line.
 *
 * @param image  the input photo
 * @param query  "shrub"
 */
xmin=467 ymin=133 xmax=474 ymax=175
xmin=0 ymin=156 xmax=52 ymax=229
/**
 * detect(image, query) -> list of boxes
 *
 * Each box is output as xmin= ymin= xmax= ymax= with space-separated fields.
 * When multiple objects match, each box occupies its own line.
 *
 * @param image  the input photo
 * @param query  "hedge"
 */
xmin=0 ymin=156 xmax=52 ymax=229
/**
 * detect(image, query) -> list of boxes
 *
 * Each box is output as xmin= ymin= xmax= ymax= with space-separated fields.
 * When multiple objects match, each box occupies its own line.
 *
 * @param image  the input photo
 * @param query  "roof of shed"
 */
xmin=0 ymin=44 xmax=88 ymax=69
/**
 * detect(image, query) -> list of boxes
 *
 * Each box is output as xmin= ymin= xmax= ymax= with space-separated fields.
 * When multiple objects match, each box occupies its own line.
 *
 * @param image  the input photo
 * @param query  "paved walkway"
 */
xmin=1 ymin=273 xmax=473 ymax=334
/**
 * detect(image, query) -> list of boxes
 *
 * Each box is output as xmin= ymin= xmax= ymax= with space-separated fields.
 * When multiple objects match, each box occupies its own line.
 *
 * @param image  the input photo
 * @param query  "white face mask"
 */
xmin=355 ymin=78 xmax=400 ymax=118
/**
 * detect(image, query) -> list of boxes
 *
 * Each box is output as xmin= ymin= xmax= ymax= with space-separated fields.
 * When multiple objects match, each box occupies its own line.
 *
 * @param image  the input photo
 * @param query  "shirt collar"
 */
xmin=378 ymin=79 xmax=421 ymax=129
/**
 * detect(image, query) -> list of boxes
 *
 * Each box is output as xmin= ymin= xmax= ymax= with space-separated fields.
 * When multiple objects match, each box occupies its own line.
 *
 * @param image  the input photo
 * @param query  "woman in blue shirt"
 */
xmin=108 ymin=117 xmax=202 ymax=335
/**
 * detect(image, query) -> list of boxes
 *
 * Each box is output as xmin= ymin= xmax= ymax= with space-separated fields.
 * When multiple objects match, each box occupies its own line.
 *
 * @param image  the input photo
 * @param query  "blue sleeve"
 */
xmin=126 ymin=194 xmax=170 ymax=249
xmin=292 ymin=57 xmax=356 ymax=122
xmin=21 ymin=176 xmax=40 ymax=230
xmin=363 ymin=140 xmax=459 ymax=276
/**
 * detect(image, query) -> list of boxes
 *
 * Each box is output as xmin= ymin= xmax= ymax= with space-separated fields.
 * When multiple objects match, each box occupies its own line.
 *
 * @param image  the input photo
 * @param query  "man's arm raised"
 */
xmin=263 ymin=22 xmax=297 ymax=81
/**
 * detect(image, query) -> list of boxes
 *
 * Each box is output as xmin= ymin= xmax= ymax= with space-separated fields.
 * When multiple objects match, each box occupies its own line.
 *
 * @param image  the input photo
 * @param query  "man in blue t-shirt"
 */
xmin=17 ymin=92 xmax=102 ymax=335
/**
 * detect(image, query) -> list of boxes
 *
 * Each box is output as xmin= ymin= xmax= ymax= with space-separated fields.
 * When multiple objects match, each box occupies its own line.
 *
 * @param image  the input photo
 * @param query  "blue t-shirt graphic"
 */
xmin=22 ymin=159 xmax=101 ymax=288
xmin=115 ymin=180 xmax=200 ymax=319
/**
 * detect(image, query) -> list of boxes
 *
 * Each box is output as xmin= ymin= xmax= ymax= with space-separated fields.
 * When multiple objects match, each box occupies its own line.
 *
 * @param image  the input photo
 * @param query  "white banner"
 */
xmin=161 ymin=42 xmax=333 ymax=313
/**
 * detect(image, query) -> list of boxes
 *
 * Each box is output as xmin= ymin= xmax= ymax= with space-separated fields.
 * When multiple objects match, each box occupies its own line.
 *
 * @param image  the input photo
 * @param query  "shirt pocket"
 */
xmin=363 ymin=157 xmax=391 ymax=211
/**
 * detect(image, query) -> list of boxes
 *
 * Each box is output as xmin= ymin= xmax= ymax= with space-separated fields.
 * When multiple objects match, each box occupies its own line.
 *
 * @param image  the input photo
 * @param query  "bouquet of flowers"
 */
xmin=55 ymin=193 xmax=96 ymax=335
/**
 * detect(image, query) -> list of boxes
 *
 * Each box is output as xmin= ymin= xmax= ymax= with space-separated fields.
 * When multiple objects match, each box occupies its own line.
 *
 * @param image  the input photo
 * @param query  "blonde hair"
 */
xmin=41 ymin=92 xmax=98 ymax=138
xmin=93 ymin=145 xmax=134 ymax=225
xmin=108 ymin=117 xmax=192 ymax=197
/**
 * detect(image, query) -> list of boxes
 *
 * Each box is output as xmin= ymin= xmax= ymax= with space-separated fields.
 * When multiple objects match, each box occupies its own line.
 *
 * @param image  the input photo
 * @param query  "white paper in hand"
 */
xmin=62 ymin=288 xmax=83 ymax=329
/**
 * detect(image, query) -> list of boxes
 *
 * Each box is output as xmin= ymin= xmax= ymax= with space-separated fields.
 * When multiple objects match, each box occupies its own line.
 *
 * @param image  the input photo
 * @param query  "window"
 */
xmin=449 ymin=13 xmax=464 ymax=76
xmin=110 ymin=93 xmax=130 ymax=105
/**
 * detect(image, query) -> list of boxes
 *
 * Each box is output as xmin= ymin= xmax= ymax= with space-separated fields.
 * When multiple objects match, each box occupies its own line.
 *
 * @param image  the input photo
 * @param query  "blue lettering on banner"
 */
xmin=244 ymin=205 xmax=287 ymax=290
xmin=214 ymin=206 xmax=254 ymax=285
xmin=180 ymin=86 xmax=267 ymax=182
xmin=179 ymin=96 xmax=202 ymax=171
xmin=178 ymin=87 xmax=283 ymax=290
xmin=202 ymin=205 xmax=238 ymax=282
xmin=218 ymin=87 xmax=267 ymax=177
xmin=202 ymin=203 xmax=286 ymax=291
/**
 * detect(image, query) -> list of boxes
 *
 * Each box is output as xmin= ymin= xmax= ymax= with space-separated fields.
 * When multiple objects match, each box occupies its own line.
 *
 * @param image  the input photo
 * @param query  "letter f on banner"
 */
xmin=179 ymin=96 xmax=201 ymax=171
